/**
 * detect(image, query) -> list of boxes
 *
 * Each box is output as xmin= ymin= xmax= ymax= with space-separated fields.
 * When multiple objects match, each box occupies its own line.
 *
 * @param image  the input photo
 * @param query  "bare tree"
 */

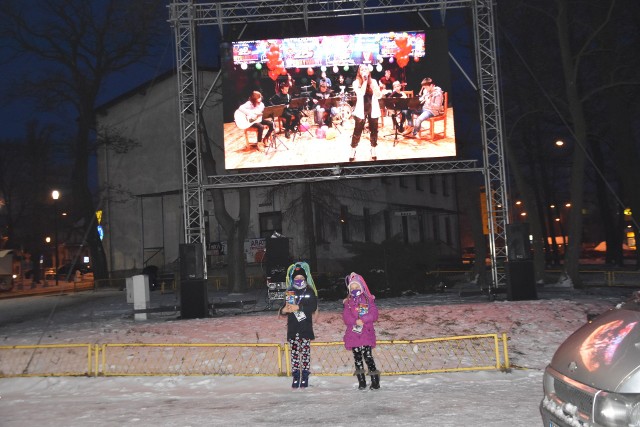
xmin=0 ymin=0 xmax=167 ymax=281
xmin=498 ymin=0 xmax=640 ymax=286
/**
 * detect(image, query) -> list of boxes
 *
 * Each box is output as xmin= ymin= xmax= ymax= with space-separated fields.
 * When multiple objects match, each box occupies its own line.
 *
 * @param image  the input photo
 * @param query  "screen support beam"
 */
xmin=168 ymin=0 xmax=509 ymax=292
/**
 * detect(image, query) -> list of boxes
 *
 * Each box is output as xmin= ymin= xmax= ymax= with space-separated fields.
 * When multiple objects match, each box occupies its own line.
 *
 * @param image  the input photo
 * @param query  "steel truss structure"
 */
xmin=168 ymin=0 xmax=509 ymax=290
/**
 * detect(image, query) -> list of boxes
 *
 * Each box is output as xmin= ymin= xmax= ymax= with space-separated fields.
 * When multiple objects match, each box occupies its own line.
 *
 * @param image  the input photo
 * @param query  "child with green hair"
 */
xmin=278 ymin=261 xmax=318 ymax=388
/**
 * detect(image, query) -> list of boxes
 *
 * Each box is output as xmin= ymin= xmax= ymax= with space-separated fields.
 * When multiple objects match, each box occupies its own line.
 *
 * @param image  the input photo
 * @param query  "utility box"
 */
xmin=127 ymin=274 xmax=150 ymax=320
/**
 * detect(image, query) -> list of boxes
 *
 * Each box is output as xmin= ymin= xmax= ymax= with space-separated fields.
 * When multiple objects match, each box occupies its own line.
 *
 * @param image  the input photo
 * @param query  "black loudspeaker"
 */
xmin=180 ymin=279 xmax=209 ymax=319
xmin=506 ymin=260 xmax=537 ymax=301
xmin=179 ymin=243 xmax=204 ymax=280
xmin=266 ymin=238 xmax=289 ymax=270
xmin=507 ymin=222 xmax=531 ymax=261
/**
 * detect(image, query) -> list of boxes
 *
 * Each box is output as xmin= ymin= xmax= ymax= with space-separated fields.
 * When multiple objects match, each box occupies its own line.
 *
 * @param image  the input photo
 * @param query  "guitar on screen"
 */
xmin=234 ymin=109 xmax=261 ymax=130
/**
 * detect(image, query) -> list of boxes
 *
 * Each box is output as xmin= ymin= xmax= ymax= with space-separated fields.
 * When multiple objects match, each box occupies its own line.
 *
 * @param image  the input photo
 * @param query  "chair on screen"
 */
xmin=244 ymin=127 xmax=259 ymax=148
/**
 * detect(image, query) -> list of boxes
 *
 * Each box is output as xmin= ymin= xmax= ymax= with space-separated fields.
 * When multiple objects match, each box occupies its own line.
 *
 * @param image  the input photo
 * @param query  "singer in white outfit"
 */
xmin=349 ymin=64 xmax=382 ymax=162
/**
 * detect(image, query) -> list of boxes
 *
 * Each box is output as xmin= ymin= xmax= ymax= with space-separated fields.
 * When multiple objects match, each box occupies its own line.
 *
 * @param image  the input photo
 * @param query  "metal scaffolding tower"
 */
xmin=168 ymin=0 xmax=509 ymax=291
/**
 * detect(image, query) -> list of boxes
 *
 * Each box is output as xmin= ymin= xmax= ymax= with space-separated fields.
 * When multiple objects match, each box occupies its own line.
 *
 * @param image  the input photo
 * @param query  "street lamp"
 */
xmin=52 ymin=190 xmax=60 ymax=287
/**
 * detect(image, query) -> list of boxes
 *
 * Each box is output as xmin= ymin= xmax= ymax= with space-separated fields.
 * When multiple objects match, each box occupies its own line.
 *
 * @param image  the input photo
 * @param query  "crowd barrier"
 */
xmin=0 ymin=333 xmax=509 ymax=378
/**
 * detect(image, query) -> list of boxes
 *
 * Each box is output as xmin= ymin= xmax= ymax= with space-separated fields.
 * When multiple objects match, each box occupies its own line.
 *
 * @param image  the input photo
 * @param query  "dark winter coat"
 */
xmin=280 ymin=286 xmax=317 ymax=341
xmin=342 ymin=293 xmax=378 ymax=349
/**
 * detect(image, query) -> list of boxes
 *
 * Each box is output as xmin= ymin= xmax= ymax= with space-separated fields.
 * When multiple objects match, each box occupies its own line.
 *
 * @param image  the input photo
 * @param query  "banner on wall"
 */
xmin=244 ymin=238 xmax=266 ymax=263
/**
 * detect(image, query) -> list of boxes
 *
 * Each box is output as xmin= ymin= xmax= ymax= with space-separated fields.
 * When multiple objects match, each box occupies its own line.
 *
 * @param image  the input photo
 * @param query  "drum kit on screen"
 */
xmin=296 ymin=84 xmax=355 ymax=124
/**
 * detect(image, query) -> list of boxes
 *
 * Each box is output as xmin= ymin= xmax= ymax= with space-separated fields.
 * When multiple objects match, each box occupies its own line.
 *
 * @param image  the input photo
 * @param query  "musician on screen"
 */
xmin=406 ymin=77 xmax=443 ymax=139
xmin=269 ymin=82 xmax=301 ymax=139
xmin=349 ymin=64 xmax=382 ymax=162
xmin=385 ymin=80 xmax=408 ymax=133
xmin=311 ymin=81 xmax=338 ymax=127
xmin=334 ymin=74 xmax=347 ymax=93
xmin=237 ymin=91 xmax=274 ymax=144
xmin=317 ymin=71 xmax=332 ymax=89
xmin=378 ymin=69 xmax=395 ymax=91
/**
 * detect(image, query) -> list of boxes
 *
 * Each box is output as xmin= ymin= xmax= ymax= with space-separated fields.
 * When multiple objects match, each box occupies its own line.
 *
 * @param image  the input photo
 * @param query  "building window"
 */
xmin=419 ymin=215 xmax=425 ymax=242
xmin=381 ymin=176 xmax=391 ymax=185
xmin=402 ymin=216 xmax=409 ymax=243
xmin=259 ymin=212 xmax=282 ymax=239
xmin=444 ymin=216 xmax=452 ymax=245
xmin=399 ymin=176 xmax=408 ymax=188
xmin=442 ymin=175 xmax=450 ymax=196
xmin=415 ymin=176 xmax=423 ymax=191
xmin=432 ymin=215 xmax=440 ymax=241
xmin=340 ymin=205 xmax=350 ymax=243
xmin=364 ymin=208 xmax=371 ymax=242
xmin=314 ymin=202 xmax=326 ymax=243
xmin=384 ymin=210 xmax=391 ymax=240
xmin=429 ymin=176 xmax=437 ymax=194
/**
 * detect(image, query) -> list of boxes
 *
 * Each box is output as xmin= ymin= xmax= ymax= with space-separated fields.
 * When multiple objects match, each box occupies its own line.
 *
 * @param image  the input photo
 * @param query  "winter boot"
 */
xmin=356 ymin=373 xmax=367 ymax=390
xmin=291 ymin=370 xmax=300 ymax=389
xmin=300 ymin=370 xmax=310 ymax=388
xmin=370 ymin=372 xmax=380 ymax=390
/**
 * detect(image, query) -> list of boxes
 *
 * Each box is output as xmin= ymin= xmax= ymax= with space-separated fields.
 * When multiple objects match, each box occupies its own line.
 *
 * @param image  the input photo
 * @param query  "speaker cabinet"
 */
xmin=507 ymin=223 xmax=531 ymax=261
xmin=179 ymin=243 xmax=204 ymax=280
xmin=266 ymin=238 xmax=289 ymax=268
xmin=180 ymin=279 xmax=209 ymax=319
xmin=506 ymin=260 xmax=537 ymax=301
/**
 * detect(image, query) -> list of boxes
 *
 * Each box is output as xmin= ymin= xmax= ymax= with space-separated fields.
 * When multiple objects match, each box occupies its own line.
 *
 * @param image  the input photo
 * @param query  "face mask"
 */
xmin=293 ymin=279 xmax=306 ymax=289
xmin=350 ymin=289 xmax=362 ymax=298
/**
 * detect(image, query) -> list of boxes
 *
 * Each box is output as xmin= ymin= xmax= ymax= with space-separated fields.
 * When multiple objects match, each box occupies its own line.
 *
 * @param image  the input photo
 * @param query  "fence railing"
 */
xmin=0 ymin=344 xmax=93 ymax=377
xmin=0 ymin=333 xmax=509 ymax=378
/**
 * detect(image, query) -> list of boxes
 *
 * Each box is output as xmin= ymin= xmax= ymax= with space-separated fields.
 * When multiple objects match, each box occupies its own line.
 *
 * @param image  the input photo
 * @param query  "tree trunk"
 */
xmin=199 ymin=114 xmax=249 ymax=292
xmin=72 ymin=114 xmax=108 ymax=282
xmin=503 ymin=133 xmax=546 ymax=284
xmin=557 ymin=0 xmax=589 ymax=287
xmin=302 ymin=183 xmax=317 ymax=271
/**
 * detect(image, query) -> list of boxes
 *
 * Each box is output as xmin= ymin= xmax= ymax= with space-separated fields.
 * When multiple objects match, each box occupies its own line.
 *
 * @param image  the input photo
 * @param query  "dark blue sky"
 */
xmin=0 ymin=8 xmax=476 ymax=146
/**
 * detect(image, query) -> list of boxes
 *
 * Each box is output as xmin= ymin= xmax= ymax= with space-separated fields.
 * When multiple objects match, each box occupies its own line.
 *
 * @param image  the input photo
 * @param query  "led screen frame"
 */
xmin=221 ymin=29 xmax=455 ymax=170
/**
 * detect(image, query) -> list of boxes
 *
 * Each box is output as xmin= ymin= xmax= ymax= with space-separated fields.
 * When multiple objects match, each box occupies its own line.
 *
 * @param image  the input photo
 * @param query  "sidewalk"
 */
xmin=0 ymin=276 xmax=94 ymax=299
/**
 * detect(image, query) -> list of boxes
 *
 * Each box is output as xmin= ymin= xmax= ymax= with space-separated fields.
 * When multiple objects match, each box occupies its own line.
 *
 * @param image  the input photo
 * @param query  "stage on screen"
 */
xmin=221 ymin=29 xmax=456 ymax=170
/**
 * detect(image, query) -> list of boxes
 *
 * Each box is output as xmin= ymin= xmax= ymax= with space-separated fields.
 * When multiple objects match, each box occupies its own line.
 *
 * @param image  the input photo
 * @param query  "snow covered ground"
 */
xmin=0 ymin=283 xmax=635 ymax=426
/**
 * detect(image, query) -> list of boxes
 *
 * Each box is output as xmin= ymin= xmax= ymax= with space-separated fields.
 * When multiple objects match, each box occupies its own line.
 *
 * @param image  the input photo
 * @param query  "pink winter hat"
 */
xmin=345 ymin=272 xmax=374 ymax=298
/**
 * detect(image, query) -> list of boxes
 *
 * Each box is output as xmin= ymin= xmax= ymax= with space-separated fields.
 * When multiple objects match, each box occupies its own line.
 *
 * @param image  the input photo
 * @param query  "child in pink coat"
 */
xmin=342 ymin=272 xmax=380 ymax=390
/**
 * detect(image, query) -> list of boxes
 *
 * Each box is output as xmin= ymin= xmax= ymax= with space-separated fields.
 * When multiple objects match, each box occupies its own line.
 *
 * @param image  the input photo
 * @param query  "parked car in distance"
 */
xmin=540 ymin=291 xmax=640 ymax=427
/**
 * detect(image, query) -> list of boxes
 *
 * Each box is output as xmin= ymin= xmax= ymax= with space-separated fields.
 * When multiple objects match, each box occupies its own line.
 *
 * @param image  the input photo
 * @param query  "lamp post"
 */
xmin=52 ymin=190 xmax=60 ymax=287
xmin=45 ymin=236 xmax=51 ymax=286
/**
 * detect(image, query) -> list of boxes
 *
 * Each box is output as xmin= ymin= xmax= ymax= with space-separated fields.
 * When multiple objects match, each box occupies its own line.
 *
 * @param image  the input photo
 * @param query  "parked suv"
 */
xmin=540 ymin=292 xmax=640 ymax=426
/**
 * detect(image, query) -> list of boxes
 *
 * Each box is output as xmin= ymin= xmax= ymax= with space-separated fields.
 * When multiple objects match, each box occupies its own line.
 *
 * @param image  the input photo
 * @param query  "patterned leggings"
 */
xmin=352 ymin=345 xmax=377 ymax=373
xmin=289 ymin=334 xmax=311 ymax=371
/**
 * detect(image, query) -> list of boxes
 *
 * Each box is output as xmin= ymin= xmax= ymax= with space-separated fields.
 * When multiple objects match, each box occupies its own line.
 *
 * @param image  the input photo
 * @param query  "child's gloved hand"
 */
xmin=282 ymin=304 xmax=299 ymax=313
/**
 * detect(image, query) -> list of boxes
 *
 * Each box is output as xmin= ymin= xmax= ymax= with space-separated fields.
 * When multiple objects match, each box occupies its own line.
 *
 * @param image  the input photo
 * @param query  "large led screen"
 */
xmin=221 ymin=29 xmax=455 ymax=170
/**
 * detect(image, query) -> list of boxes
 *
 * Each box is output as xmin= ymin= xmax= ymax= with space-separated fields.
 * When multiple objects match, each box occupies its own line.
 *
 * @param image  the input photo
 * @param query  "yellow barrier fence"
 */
xmin=0 ymin=333 xmax=510 ymax=378
xmin=97 ymin=343 xmax=283 ymax=376
xmin=290 ymin=333 xmax=509 ymax=376
xmin=0 ymin=344 xmax=93 ymax=377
